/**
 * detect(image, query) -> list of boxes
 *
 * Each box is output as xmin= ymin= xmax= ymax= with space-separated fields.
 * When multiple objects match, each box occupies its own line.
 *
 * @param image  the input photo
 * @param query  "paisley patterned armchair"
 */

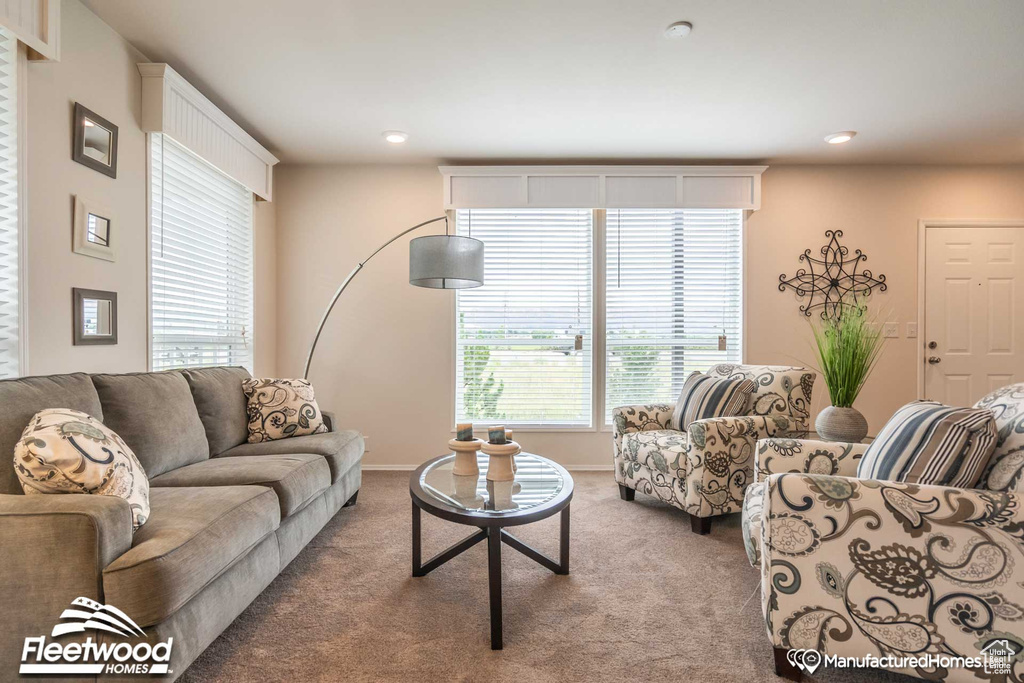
xmin=612 ymin=364 xmax=814 ymax=534
xmin=746 ymin=383 xmax=1024 ymax=681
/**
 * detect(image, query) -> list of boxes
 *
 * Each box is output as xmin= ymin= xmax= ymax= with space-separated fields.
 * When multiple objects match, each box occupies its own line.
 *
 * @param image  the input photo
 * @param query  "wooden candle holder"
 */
xmin=448 ymin=437 xmax=484 ymax=476
xmin=481 ymin=440 xmax=520 ymax=482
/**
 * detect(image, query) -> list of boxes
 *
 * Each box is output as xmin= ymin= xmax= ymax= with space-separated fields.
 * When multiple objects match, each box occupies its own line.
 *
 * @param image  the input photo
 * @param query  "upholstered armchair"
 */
xmin=612 ymin=364 xmax=815 ymax=534
xmin=744 ymin=383 xmax=1024 ymax=682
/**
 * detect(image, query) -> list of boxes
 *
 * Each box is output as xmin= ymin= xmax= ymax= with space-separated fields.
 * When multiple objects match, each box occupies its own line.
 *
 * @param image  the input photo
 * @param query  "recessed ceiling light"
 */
xmin=825 ymin=131 xmax=857 ymax=144
xmin=664 ymin=21 xmax=693 ymax=38
xmin=383 ymin=130 xmax=408 ymax=144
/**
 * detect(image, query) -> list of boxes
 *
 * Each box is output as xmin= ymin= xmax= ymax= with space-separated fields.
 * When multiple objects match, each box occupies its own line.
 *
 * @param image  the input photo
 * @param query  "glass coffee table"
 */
xmin=409 ymin=452 xmax=573 ymax=650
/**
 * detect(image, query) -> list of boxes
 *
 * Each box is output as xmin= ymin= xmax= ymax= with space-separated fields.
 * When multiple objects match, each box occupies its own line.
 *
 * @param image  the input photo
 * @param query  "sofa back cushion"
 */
xmin=0 ymin=373 xmax=103 ymax=494
xmin=858 ymin=401 xmax=998 ymax=488
xmin=973 ymin=383 xmax=1024 ymax=492
xmin=182 ymin=366 xmax=251 ymax=456
xmin=92 ymin=372 xmax=209 ymax=478
xmin=706 ymin=364 xmax=815 ymax=434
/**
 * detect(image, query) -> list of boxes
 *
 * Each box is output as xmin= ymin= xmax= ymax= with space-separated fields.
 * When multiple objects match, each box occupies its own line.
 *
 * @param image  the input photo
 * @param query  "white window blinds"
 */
xmin=0 ymin=29 xmax=19 ymax=379
xmin=455 ymin=209 xmax=593 ymax=426
xmin=150 ymin=134 xmax=254 ymax=372
xmin=605 ymin=209 xmax=743 ymax=421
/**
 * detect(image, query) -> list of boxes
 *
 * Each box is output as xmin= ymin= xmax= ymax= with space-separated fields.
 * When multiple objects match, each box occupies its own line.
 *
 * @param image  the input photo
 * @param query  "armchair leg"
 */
xmin=773 ymin=647 xmax=802 ymax=682
xmin=343 ymin=490 xmax=359 ymax=507
xmin=617 ymin=484 xmax=635 ymax=502
xmin=689 ymin=515 xmax=712 ymax=535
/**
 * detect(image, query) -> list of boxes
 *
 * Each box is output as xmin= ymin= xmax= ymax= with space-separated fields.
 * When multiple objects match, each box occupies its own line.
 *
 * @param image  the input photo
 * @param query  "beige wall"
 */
xmin=274 ymin=163 xmax=1024 ymax=469
xmin=747 ymin=165 xmax=1024 ymax=431
xmin=26 ymin=0 xmax=149 ymax=375
xmin=253 ymin=200 xmax=277 ymax=376
xmin=24 ymin=0 xmax=276 ymax=376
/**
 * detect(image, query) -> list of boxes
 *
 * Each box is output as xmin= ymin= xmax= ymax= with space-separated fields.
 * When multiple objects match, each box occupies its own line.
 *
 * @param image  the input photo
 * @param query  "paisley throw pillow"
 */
xmin=242 ymin=378 xmax=329 ymax=443
xmin=13 ymin=408 xmax=150 ymax=529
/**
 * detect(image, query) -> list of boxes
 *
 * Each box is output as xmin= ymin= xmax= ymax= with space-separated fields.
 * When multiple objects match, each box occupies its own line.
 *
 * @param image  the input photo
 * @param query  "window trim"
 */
xmin=16 ymin=40 xmax=27 ymax=375
xmin=449 ymin=207 xmax=747 ymax=432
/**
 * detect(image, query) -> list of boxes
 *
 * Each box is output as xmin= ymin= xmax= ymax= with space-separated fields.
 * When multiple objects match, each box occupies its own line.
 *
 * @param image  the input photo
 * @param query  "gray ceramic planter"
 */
xmin=815 ymin=406 xmax=868 ymax=443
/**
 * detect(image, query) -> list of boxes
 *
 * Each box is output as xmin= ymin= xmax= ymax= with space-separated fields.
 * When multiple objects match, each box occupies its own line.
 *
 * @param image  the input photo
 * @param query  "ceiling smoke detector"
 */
xmin=664 ymin=21 xmax=693 ymax=38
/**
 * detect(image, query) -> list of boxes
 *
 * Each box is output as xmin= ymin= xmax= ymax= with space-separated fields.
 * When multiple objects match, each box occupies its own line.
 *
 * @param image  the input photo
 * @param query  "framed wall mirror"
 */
xmin=72 ymin=196 xmax=115 ymax=261
xmin=73 ymin=288 xmax=118 ymax=345
xmin=72 ymin=103 xmax=119 ymax=178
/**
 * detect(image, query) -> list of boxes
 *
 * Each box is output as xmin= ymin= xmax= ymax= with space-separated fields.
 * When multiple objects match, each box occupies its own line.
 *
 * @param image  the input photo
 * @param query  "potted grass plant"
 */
xmin=810 ymin=305 xmax=886 ymax=442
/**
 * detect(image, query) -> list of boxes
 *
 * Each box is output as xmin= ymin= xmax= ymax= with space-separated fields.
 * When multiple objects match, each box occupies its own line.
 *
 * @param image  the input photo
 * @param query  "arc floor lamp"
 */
xmin=303 ymin=214 xmax=485 ymax=379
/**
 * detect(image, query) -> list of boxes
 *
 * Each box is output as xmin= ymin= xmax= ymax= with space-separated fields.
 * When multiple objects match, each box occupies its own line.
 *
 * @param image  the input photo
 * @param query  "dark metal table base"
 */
xmin=411 ymin=501 xmax=570 ymax=650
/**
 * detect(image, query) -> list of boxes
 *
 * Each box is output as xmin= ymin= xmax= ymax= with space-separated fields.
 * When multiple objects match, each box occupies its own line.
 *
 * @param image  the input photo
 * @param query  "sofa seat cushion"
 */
xmin=92 ymin=372 xmax=210 ymax=478
xmin=182 ymin=366 xmax=252 ymax=457
xmin=219 ymin=430 xmax=363 ymax=484
xmin=102 ymin=485 xmax=280 ymax=627
xmin=619 ymin=429 xmax=689 ymax=473
xmin=150 ymin=454 xmax=330 ymax=518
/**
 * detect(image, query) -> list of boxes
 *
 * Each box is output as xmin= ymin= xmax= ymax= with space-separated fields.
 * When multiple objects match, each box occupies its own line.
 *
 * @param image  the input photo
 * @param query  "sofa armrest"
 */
xmin=759 ymin=473 xmax=1024 ymax=674
xmin=755 ymin=438 xmax=867 ymax=482
xmin=612 ymin=404 xmax=674 ymax=458
xmin=0 ymin=494 xmax=134 ymax=667
xmin=322 ymin=410 xmax=336 ymax=432
xmin=681 ymin=416 xmax=789 ymax=515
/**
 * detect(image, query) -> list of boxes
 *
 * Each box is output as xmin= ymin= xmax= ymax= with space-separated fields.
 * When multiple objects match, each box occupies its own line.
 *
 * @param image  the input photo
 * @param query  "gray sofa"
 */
xmin=0 ymin=367 xmax=363 ymax=681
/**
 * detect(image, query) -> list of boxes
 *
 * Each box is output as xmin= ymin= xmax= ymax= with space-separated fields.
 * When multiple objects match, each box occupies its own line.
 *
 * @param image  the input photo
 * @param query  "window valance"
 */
xmin=439 ymin=165 xmax=766 ymax=211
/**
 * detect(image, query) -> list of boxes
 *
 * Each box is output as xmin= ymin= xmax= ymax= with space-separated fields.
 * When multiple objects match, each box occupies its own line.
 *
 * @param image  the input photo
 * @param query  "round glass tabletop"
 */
xmin=419 ymin=452 xmax=565 ymax=514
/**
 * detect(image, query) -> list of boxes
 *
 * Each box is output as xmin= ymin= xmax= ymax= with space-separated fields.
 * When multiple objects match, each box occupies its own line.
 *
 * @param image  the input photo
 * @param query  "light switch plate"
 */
xmin=882 ymin=322 xmax=899 ymax=339
xmin=906 ymin=322 xmax=918 ymax=338
xmin=362 ymin=435 xmax=370 ymax=452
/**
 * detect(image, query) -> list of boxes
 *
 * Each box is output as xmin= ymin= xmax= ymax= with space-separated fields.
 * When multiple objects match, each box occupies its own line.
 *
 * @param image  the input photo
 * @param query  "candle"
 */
xmin=505 ymin=429 xmax=513 ymax=442
xmin=488 ymin=425 xmax=506 ymax=444
xmin=456 ymin=422 xmax=474 ymax=441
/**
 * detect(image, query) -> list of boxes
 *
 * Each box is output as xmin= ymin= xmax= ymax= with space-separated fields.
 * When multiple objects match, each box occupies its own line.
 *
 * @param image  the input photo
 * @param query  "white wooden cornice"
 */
xmin=138 ymin=63 xmax=279 ymax=200
xmin=439 ymin=165 xmax=767 ymax=210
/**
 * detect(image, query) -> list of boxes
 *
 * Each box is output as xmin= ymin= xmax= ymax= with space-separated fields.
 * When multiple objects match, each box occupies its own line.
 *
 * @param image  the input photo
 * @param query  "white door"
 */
xmin=924 ymin=224 xmax=1024 ymax=406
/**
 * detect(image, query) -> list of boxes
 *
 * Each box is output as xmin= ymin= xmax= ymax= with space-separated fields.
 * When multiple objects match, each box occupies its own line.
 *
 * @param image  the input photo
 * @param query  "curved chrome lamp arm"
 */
xmin=303 ymin=215 xmax=448 ymax=380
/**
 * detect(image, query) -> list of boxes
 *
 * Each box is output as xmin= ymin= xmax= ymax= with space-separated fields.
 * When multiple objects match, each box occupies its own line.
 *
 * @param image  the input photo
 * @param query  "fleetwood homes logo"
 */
xmin=20 ymin=597 xmax=173 ymax=675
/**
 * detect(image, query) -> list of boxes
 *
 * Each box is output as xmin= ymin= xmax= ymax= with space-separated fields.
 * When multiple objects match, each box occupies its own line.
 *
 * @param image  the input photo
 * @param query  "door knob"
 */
xmin=928 ymin=356 xmax=941 ymax=364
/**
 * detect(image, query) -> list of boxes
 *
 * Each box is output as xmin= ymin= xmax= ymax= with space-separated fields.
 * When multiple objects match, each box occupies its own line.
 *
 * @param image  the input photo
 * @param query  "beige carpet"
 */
xmin=180 ymin=471 xmax=910 ymax=683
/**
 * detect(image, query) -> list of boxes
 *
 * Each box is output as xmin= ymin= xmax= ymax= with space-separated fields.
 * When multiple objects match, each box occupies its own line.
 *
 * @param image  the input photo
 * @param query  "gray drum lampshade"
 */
xmin=409 ymin=235 xmax=485 ymax=289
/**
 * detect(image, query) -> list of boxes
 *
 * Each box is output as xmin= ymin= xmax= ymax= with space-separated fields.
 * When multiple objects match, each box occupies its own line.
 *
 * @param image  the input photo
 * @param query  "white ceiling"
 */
xmin=83 ymin=0 xmax=1024 ymax=165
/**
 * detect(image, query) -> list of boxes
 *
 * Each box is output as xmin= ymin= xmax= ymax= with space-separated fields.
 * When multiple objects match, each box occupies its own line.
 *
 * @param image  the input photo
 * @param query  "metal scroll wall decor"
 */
xmin=778 ymin=230 xmax=886 ymax=319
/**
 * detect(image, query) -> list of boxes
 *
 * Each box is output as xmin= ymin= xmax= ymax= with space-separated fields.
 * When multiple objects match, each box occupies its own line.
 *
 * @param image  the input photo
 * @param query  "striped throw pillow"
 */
xmin=671 ymin=372 xmax=756 ymax=431
xmin=858 ymin=401 xmax=998 ymax=488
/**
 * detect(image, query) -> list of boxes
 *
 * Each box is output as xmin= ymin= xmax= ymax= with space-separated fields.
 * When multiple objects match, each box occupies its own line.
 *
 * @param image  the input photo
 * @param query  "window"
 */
xmin=605 ymin=209 xmax=743 ymax=421
xmin=149 ymin=134 xmax=254 ymax=371
xmin=453 ymin=207 xmax=743 ymax=428
xmin=0 ymin=28 xmax=19 ymax=378
xmin=455 ymin=209 xmax=593 ymax=426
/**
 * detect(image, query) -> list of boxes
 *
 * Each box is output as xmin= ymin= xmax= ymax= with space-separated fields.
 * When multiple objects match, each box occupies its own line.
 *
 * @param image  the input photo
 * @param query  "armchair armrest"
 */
xmin=612 ymin=404 xmax=674 ymax=458
xmin=755 ymin=438 xmax=867 ymax=482
xmin=681 ymin=415 xmax=790 ymax=516
xmin=0 ymin=494 xmax=134 ymax=667
xmin=759 ymin=473 xmax=1024 ymax=675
